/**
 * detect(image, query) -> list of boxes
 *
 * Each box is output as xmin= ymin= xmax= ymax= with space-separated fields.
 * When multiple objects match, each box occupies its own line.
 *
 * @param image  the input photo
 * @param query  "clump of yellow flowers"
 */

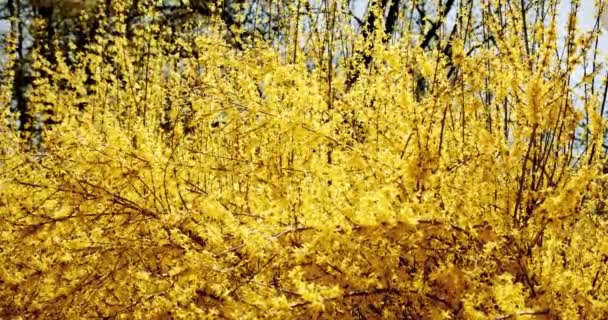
xmin=1 ymin=1 xmax=608 ymax=319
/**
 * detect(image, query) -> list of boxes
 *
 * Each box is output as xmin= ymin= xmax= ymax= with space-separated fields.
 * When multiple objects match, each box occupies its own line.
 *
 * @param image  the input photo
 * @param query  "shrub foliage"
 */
xmin=2 ymin=0 xmax=608 ymax=319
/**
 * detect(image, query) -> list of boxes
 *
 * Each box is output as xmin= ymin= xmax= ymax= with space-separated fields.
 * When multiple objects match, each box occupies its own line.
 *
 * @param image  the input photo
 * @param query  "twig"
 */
xmin=495 ymin=309 xmax=550 ymax=320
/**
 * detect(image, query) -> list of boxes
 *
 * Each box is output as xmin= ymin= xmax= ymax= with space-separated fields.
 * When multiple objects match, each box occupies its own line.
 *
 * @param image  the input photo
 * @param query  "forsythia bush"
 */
xmin=2 ymin=1 xmax=608 ymax=319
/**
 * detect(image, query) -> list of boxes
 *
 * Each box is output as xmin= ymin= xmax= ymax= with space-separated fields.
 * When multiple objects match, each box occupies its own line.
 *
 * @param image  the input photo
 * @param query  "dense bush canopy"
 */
xmin=2 ymin=0 xmax=608 ymax=319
